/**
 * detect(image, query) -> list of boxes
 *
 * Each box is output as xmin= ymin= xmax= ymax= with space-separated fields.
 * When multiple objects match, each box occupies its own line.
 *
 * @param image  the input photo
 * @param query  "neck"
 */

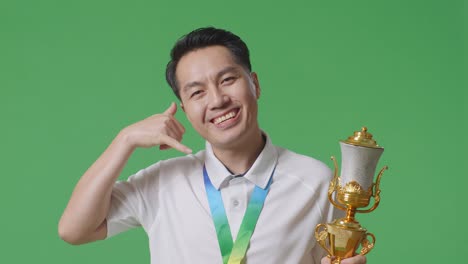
xmin=211 ymin=130 xmax=265 ymax=175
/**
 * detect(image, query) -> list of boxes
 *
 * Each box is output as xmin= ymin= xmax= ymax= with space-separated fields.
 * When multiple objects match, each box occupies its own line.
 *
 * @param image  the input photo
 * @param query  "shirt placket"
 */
xmin=222 ymin=176 xmax=249 ymax=241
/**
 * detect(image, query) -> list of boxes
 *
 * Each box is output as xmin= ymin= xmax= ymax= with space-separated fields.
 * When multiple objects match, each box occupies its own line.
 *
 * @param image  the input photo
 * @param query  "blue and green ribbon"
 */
xmin=203 ymin=165 xmax=274 ymax=264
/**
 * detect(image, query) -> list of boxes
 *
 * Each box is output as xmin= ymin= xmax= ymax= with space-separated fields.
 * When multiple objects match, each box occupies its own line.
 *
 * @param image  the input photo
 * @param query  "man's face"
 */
xmin=177 ymin=45 xmax=260 ymax=150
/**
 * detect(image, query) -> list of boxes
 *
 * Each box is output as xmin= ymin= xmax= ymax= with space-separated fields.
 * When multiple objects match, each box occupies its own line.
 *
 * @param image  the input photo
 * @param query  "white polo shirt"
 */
xmin=107 ymin=136 xmax=340 ymax=263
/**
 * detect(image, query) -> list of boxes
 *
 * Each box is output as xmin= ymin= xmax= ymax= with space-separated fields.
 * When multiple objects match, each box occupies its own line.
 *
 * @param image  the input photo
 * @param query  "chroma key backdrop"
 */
xmin=1 ymin=0 xmax=464 ymax=263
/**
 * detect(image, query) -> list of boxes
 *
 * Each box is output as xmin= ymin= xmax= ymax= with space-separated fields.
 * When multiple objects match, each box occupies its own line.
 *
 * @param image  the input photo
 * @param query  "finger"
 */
xmin=159 ymin=144 xmax=170 ymax=150
xmin=163 ymin=102 xmax=177 ymax=116
xmin=341 ymin=255 xmax=366 ymax=264
xmin=164 ymin=122 xmax=183 ymax=142
xmin=162 ymin=117 xmax=183 ymax=140
xmin=168 ymin=117 xmax=186 ymax=136
xmin=161 ymin=108 xmax=185 ymax=135
xmin=321 ymin=256 xmax=331 ymax=264
xmin=158 ymin=134 xmax=192 ymax=154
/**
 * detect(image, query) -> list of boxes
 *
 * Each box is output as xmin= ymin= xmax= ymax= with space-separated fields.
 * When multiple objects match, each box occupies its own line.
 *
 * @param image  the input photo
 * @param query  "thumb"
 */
xmin=163 ymin=102 xmax=177 ymax=116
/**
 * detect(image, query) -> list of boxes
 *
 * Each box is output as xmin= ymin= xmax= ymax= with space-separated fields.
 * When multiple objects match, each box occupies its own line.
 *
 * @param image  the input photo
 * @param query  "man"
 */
xmin=59 ymin=27 xmax=366 ymax=264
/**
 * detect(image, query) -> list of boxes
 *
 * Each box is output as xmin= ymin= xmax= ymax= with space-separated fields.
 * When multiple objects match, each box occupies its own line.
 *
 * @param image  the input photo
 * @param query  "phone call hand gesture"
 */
xmin=122 ymin=102 xmax=192 ymax=154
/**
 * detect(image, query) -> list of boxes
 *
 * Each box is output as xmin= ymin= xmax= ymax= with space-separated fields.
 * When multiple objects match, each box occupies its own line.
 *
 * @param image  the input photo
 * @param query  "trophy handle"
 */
xmin=359 ymin=232 xmax=376 ymax=255
xmin=356 ymin=165 xmax=388 ymax=213
xmin=328 ymin=156 xmax=347 ymax=211
xmin=315 ymin=224 xmax=333 ymax=257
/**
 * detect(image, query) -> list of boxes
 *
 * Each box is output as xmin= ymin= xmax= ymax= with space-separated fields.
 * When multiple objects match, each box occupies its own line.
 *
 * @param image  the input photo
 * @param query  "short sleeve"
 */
xmin=106 ymin=162 xmax=161 ymax=238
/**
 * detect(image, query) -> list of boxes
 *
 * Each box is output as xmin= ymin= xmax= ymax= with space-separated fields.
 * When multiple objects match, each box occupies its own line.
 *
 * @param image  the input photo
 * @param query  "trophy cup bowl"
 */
xmin=315 ymin=127 xmax=388 ymax=264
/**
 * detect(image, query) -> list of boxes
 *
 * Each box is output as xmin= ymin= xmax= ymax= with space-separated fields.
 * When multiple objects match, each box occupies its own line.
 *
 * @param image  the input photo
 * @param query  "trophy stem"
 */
xmin=345 ymin=206 xmax=357 ymax=223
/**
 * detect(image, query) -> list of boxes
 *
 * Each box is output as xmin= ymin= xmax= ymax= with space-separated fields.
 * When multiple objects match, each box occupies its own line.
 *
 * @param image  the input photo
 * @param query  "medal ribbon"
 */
xmin=203 ymin=165 xmax=274 ymax=264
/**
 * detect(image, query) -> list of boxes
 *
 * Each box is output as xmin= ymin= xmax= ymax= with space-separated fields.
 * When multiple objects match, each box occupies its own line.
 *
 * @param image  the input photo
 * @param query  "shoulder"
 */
xmin=276 ymin=146 xmax=331 ymax=176
xmin=274 ymin=146 xmax=332 ymax=189
xmin=143 ymin=149 xmax=205 ymax=175
xmin=156 ymin=150 xmax=205 ymax=177
xmin=120 ymin=150 xmax=206 ymax=188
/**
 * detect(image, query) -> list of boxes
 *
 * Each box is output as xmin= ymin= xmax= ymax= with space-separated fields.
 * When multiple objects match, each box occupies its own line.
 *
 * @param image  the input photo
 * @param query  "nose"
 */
xmin=207 ymin=86 xmax=230 ymax=109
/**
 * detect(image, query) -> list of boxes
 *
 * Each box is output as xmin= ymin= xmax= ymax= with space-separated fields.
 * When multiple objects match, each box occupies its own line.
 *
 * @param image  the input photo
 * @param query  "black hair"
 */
xmin=165 ymin=27 xmax=252 ymax=100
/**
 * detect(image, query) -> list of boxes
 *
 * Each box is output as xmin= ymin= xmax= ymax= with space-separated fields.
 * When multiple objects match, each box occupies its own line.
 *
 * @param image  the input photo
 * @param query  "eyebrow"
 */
xmin=182 ymin=66 xmax=240 ymax=93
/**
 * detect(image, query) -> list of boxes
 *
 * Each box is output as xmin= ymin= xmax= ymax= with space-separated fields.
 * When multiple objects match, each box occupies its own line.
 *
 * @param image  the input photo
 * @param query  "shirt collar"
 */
xmin=204 ymin=134 xmax=278 ymax=190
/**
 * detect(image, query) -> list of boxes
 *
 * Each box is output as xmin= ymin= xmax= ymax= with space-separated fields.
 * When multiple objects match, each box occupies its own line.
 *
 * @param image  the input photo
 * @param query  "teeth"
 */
xmin=214 ymin=111 xmax=236 ymax=124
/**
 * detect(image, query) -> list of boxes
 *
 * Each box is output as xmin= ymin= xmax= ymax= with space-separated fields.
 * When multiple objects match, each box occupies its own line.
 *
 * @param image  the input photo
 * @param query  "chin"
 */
xmin=212 ymin=129 xmax=252 ymax=149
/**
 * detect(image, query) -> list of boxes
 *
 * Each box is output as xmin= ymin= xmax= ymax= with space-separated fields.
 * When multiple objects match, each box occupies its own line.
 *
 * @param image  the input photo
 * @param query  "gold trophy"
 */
xmin=315 ymin=127 xmax=388 ymax=264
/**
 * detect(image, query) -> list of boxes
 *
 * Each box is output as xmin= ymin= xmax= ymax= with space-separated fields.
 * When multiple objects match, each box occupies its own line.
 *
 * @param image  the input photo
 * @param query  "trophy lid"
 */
xmin=341 ymin=127 xmax=383 ymax=149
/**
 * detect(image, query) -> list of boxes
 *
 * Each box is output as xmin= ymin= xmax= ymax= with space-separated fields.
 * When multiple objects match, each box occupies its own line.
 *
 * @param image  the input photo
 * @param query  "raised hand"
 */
xmin=121 ymin=102 xmax=192 ymax=154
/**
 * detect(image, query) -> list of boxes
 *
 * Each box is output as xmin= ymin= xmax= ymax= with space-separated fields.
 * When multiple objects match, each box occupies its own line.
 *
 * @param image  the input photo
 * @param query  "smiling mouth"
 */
xmin=211 ymin=108 xmax=240 ymax=125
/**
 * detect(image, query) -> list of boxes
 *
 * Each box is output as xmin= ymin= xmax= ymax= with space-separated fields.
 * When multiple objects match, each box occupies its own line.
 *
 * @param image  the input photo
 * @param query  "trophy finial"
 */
xmin=342 ymin=126 xmax=382 ymax=149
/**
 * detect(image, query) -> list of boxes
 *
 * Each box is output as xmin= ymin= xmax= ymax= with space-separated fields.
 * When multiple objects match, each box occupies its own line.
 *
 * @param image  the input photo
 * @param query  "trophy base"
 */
xmin=315 ymin=218 xmax=375 ymax=262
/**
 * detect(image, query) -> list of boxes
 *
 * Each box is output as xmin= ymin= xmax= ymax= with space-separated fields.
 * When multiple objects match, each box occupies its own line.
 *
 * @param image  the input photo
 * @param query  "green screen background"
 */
xmin=1 ymin=0 xmax=465 ymax=263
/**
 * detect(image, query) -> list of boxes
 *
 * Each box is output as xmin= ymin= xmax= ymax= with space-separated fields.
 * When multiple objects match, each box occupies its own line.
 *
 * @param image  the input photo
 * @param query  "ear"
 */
xmin=180 ymin=102 xmax=185 ymax=113
xmin=250 ymin=72 xmax=261 ymax=99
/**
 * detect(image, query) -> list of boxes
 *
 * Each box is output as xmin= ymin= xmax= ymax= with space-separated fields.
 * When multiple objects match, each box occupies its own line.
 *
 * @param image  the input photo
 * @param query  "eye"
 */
xmin=221 ymin=76 xmax=236 ymax=85
xmin=190 ymin=90 xmax=203 ymax=98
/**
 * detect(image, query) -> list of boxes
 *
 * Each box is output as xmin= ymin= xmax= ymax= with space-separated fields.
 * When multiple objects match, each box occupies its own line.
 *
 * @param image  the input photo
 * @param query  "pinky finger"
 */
xmin=159 ymin=134 xmax=192 ymax=154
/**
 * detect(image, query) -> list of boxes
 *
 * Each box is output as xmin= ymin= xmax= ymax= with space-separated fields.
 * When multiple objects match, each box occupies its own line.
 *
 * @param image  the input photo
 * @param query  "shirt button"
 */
xmin=233 ymin=200 xmax=240 ymax=207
